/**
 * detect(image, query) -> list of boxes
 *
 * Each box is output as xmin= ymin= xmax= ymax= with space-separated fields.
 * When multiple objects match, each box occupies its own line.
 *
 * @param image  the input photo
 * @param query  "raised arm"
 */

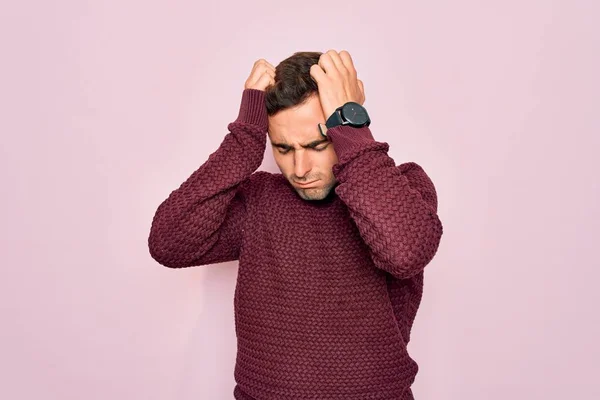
xmin=147 ymin=88 xmax=269 ymax=268
xmin=148 ymin=59 xmax=276 ymax=268
xmin=327 ymin=125 xmax=444 ymax=279
xmin=308 ymin=50 xmax=443 ymax=279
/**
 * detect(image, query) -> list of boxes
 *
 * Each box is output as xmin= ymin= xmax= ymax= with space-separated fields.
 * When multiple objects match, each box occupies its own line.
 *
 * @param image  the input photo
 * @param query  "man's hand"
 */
xmin=244 ymin=59 xmax=276 ymax=91
xmin=309 ymin=50 xmax=365 ymax=120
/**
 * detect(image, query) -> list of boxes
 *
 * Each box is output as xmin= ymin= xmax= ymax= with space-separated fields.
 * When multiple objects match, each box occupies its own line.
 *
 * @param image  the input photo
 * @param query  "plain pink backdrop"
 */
xmin=1 ymin=1 xmax=598 ymax=399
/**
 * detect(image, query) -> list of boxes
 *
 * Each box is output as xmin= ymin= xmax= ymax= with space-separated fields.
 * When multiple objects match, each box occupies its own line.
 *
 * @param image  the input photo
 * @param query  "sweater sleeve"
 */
xmin=326 ymin=125 xmax=444 ymax=280
xmin=148 ymin=89 xmax=268 ymax=268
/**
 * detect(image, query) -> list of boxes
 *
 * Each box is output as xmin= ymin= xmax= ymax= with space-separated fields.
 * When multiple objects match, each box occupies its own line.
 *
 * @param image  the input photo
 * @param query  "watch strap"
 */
xmin=325 ymin=108 xmax=345 ymax=129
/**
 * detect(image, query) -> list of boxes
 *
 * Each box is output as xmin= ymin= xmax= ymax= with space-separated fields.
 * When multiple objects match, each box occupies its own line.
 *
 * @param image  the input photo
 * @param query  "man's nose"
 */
xmin=293 ymin=151 xmax=311 ymax=178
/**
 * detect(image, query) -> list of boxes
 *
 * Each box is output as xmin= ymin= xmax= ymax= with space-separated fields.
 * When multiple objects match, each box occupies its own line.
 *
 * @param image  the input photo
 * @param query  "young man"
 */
xmin=148 ymin=50 xmax=444 ymax=400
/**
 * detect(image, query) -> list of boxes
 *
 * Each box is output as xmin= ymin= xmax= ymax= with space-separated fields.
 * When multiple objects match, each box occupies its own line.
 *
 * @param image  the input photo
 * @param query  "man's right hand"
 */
xmin=244 ymin=59 xmax=276 ymax=91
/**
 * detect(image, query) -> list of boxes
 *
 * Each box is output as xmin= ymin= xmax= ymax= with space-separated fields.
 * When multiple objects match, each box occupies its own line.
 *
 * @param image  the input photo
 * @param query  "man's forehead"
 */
xmin=268 ymin=96 xmax=327 ymax=145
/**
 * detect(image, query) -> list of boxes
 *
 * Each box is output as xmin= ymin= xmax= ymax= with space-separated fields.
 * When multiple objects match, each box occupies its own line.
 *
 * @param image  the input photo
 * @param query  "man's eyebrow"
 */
xmin=271 ymin=138 xmax=329 ymax=149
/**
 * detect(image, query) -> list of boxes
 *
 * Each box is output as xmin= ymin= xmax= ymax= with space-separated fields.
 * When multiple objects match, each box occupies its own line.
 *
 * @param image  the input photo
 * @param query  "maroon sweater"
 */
xmin=148 ymin=89 xmax=444 ymax=400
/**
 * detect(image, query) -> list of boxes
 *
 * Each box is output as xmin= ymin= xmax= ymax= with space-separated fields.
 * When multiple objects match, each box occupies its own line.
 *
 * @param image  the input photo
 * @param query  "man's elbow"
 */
xmin=147 ymin=235 xmax=194 ymax=269
xmin=385 ymin=216 xmax=444 ymax=279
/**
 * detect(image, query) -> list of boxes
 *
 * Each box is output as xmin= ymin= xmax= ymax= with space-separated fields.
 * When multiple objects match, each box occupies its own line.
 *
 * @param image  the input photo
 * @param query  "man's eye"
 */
xmin=277 ymin=145 xmax=327 ymax=154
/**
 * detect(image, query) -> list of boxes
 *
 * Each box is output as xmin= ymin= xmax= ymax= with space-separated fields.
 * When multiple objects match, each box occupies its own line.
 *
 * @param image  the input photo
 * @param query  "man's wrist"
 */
xmin=234 ymin=89 xmax=269 ymax=129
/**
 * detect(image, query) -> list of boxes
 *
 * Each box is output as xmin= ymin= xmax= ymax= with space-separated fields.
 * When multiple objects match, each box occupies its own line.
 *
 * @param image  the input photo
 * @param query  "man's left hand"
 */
xmin=310 ymin=50 xmax=366 ymax=121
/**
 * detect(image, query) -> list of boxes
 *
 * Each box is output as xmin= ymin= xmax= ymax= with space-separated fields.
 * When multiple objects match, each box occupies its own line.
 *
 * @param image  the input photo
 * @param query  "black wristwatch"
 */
xmin=318 ymin=102 xmax=371 ymax=137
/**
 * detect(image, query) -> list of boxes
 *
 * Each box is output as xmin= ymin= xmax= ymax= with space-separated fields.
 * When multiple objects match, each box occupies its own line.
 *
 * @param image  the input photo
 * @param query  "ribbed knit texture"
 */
xmin=148 ymin=89 xmax=444 ymax=400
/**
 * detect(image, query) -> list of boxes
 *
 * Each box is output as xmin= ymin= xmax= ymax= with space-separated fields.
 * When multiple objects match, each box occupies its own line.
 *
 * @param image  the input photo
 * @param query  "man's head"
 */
xmin=265 ymin=51 xmax=338 ymax=201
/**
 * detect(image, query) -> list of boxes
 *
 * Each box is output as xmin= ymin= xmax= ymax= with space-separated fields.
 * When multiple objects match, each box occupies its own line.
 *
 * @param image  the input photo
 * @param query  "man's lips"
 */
xmin=295 ymin=180 xmax=318 ymax=187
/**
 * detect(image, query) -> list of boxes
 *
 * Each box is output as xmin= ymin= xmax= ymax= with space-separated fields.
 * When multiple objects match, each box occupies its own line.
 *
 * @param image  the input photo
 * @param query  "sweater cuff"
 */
xmin=326 ymin=125 xmax=376 ymax=161
xmin=233 ymin=89 xmax=269 ymax=130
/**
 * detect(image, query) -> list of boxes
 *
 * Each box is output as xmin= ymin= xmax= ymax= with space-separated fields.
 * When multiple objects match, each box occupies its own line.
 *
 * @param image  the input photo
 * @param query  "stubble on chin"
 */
xmin=297 ymin=183 xmax=335 ymax=201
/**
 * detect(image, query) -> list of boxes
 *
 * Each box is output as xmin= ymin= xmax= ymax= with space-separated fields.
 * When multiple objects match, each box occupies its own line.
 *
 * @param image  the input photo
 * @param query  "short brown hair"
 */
xmin=265 ymin=51 xmax=323 ymax=116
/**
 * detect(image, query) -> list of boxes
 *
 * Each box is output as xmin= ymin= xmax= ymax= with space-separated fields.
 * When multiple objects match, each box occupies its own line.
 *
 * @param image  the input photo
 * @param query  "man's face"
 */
xmin=268 ymin=93 xmax=339 ymax=201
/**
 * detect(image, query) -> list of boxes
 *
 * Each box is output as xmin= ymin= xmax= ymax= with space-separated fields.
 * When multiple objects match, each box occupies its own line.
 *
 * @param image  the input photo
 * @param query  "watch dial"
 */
xmin=342 ymin=103 xmax=368 ymax=124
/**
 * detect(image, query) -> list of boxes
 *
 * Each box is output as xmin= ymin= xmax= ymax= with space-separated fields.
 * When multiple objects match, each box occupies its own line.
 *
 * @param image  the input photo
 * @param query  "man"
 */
xmin=148 ymin=50 xmax=444 ymax=400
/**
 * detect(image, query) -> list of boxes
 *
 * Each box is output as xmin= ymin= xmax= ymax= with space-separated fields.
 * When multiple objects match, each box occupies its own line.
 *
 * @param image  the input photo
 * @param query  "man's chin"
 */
xmin=296 ymin=185 xmax=334 ymax=201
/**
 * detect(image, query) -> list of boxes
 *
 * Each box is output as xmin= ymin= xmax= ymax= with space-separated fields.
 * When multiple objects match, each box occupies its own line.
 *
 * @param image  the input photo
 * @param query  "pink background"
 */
xmin=1 ymin=1 xmax=599 ymax=399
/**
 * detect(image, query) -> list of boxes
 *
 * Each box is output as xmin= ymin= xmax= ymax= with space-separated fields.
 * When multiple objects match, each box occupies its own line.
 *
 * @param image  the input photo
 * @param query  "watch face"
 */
xmin=341 ymin=102 xmax=369 ymax=125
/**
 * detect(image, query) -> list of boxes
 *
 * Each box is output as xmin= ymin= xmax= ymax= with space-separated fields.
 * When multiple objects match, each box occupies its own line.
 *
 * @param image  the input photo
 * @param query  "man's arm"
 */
xmin=327 ymin=125 xmax=444 ymax=280
xmin=147 ymin=89 xmax=268 ymax=268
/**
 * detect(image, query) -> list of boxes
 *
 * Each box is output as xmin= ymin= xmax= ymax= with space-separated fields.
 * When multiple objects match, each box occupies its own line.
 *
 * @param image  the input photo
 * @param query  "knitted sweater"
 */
xmin=148 ymin=89 xmax=444 ymax=400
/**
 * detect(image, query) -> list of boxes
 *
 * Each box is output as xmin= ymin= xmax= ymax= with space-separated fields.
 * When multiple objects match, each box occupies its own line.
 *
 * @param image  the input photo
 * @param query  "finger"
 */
xmin=255 ymin=64 xmax=274 ymax=80
xmin=318 ymin=53 xmax=339 ymax=77
xmin=339 ymin=50 xmax=357 ymax=77
xmin=256 ymin=72 xmax=272 ymax=88
xmin=253 ymin=59 xmax=276 ymax=74
xmin=357 ymin=79 xmax=365 ymax=102
xmin=254 ymin=58 xmax=273 ymax=67
xmin=326 ymin=50 xmax=348 ymax=76
xmin=265 ymin=68 xmax=275 ymax=79
xmin=247 ymin=67 xmax=272 ymax=88
xmin=309 ymin=64 xmax=327 ymax=83
xmin=256 ymin=61 xmax=272 ymax=72
xmin=263 ymin=60 xmax=276 ymax=70
xmin=262 ymin=68 xmax=275 ymax=81
xmin=252 ymin=59 xmax=265 ymax=71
